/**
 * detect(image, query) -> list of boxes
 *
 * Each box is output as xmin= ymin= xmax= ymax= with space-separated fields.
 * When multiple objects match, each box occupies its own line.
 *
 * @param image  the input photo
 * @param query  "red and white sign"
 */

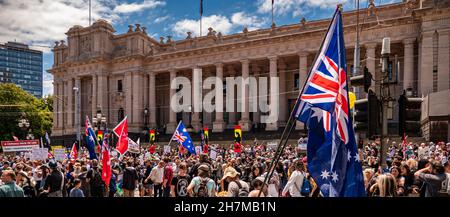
xmin=1 ymin=140 xmax=40 ymax=152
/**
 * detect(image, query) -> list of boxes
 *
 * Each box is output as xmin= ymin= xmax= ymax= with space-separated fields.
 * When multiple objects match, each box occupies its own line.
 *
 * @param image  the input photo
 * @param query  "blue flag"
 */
xmin=294 ymin=7 xmax=365 ymax=197
xmin=172 ymin=122 xmax=195 ymax=155
xmin=85 ymin=116 xmax=98 ymax=160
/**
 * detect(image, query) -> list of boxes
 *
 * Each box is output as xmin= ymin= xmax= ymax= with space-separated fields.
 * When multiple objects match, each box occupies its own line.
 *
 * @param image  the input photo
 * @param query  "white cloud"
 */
xmin=257 ymin=0 xmax=348 ymax=17
xmin=154 ymin=15 xmax=169 ymax=23
xmin=172 ymin=12 xmax=269 ymax=38
xmin=173 ymin=15 xmax=233 ymax=37
xmin=113 ymin=0 xmax=165 ymax=14
xmin=231 ymin=12 xmax=266 ymax=29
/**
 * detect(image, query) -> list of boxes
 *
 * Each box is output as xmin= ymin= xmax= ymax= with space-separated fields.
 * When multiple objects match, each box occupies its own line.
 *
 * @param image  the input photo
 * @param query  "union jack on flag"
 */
xmin=294 ymin=6 xmax=365 ymax=197
xmin=171 ymin=121 xmax=195 ymax=155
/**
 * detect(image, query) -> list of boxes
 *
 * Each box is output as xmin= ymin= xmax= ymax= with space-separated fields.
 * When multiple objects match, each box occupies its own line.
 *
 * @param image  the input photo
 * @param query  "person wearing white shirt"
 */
xmin=282 ymin=160 xmax=305 ymax=197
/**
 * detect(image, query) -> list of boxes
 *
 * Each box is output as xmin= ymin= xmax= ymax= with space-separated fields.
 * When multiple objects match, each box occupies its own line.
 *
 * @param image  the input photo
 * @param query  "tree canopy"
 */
xmin=0 ymin=83 xmax=53 ymax=141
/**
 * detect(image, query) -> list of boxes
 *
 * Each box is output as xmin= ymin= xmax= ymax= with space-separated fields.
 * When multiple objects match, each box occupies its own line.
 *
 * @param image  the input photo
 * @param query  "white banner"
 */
xmin=54 ymin=148 xmax=66 ymax=161
xmin=209 ymin=149 xmax=217 ymax=160
xmin=195 ymin=146 xmax=202 ymax=155
xmin=31 ymin=148 xmax=48 ymax=161
xmin=164 ymin=145 xmax=171 ymax=154
xmin=1 ymin=140 xmax=40 ymax=152
xmin=127 ymin=138 xmax=140 ymax=154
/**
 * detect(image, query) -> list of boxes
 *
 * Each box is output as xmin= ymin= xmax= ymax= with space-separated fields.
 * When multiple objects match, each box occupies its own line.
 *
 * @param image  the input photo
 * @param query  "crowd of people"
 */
xmin=0 ymin=138 xmax=449 ymax=197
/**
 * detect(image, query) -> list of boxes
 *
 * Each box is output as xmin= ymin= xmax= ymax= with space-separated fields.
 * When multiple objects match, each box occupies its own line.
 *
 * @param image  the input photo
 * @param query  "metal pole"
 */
xmin=353 ymin=0 xmax=360 ymax=143
xmin=74 ymin=79 xmax=81 ymax=157
xmin=89 ymin=0 xmax=91 ymax=26
xmin=380 ymin=53 xmax=389 ymax=169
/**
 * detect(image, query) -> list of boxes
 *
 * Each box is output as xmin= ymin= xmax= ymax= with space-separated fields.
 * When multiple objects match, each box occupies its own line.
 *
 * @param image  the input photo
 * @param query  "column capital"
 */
xmin=240 ymin=59 xmax=250 ymax=65
xmin=403 ymin=37 xmax=416 ymax=45
xmin=215 ymin=62 xmax=223 ymax=68
xmin=268 ymin=55 xmax=278 ymax=61
xmin=364 ymin=42 xmax=377 ymax=49
xmin=298 ymin=51 xmax=309 ymax=58
xmin=437 ymin=28 xmax=450 ymax=35
xmin=95 ymin=70 xmax=108 ymax=77
xmin=169 ymin=68 xmax=177 ymax=73
xmin=421 ymin=30 xmax=435 ymax=38
xmin=147 ymin=71 xmax=155 ymax=76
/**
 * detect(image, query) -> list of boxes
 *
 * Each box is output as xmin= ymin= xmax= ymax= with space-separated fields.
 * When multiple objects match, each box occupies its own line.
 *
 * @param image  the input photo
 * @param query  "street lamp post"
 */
xmin=144 ymin=107 xmax=149 ymax=142
xmin=73 ymin=85 xmax=81 ymax=146
xmin=17 ymin=115 xmax=30 ymax=139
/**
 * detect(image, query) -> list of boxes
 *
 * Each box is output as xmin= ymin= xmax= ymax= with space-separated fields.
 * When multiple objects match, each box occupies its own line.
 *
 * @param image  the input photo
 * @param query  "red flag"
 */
xmin=69 ymin=142 xmax=78 ymax=159
xmin=234 ymin=142 xmax=241 ymax=153
xmin=113 ymin=116 xmax=128 ymax=155
xmin=203 ymin=143 xmax=208 ymax=154
xmin=149 ymin=144 xmax=156 ymax=154
xmin=101 ymin=134 xmax=112 ymax=187
xmin=402 ymin=133 xmax=408 ymax=159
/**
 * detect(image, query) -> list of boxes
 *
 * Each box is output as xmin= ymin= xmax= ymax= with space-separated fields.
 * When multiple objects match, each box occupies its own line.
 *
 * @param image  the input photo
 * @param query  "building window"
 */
xmin=117 ymin=80 xmax=123 ymax=92
xmin=294 ymin=73 xmax=300 ymax=90
xmin=118 ymin=108 xmax=124 ymax=121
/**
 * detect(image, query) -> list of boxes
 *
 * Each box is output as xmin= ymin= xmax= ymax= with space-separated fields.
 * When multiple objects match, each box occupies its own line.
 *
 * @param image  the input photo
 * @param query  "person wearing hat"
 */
xmin=187 ymin=164 xmax=215 ymax=197
xmin=222 ymin=166 xmax=249 ymax=197
xmin=248 ymin=176 xmax=266 ymax=197
xmin=42 ymin=161 xmax=64 ymax=197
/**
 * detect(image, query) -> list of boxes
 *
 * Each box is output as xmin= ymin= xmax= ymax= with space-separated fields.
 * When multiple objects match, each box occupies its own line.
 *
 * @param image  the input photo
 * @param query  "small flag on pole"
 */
xmin=113 ymin=116 xmax=129 ymax=156
xmin=171 ymin=121 xmax=195 ymax=155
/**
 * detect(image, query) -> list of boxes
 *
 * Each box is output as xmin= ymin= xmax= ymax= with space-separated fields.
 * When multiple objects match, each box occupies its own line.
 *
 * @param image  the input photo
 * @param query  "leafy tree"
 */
xmin=0 ymin=83 xmax=53 ymax=141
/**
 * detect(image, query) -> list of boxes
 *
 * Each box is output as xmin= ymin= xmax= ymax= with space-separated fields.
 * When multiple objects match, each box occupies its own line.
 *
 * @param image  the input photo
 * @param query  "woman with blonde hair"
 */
xmin=370 ymin=173 xmax=397 ymax=197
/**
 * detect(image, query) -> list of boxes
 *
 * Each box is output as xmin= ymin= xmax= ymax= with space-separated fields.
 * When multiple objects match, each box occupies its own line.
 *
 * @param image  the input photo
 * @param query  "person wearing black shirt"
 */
xmin=87 ymin=160 xmax=105 ymax=197
xmin=122 ymin=160 xmax=139 ymax=197
xmin=171 ymin=162 xmax=191 ymax=197
xmin=43 ymin=161 xmax=64 ymax=197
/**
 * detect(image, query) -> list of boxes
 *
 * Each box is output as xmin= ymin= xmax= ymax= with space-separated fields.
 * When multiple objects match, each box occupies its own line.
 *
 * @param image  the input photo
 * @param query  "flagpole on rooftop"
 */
xmin=271 ymin=0 xmax=274 ymax=26
xmin=89 ymin=0 xmax=91 ymax=26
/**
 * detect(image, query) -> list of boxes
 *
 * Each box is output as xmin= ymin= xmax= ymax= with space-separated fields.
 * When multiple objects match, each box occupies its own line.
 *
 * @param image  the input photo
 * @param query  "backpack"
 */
xmin=195 ymin=178 xmax=210 ymax=197
xmin=233 ymin=180 xmax=249 ymax=197
xmin=91 ymin=169 xmax=105 ymax=189
xmin=300 ymin=174 xmax=311 ymax=197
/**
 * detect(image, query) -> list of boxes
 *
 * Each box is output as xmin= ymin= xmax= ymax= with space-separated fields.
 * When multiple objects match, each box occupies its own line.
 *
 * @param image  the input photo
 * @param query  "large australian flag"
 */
xmin=172 ymin=121 xmax=196 ymax=155
xmin=294 ymin=6 xmax=365 ymax=197
xmin=85 ymin=116 xmax=98 ymax=160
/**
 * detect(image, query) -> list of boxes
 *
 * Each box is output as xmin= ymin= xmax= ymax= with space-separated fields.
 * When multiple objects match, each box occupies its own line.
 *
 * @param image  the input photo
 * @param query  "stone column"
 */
xmin=365 ymin=43 xmax=377 ymax=93
xmin=132 ymin=71 xmax=144 ymax=129
xmin=97 ymin=72 xmax=108 ymax=116
xmin=296 ymin=52 xmax=308 ymax=130
xmin=148 ymin=71 xmax=157 ymax=128
xmin=125 ymin=71 xmax=133 ymax=124
xmin=420 ymin=31 xmax=434 ymax=96
xmin=403 ymin=38 xmax=415 ymax=91
xmin=438 ymin=29 xmax=450 ymax=91
xmin=91 ymin=74 xmax=97 ymax=118
xmin=227 ymin=65 xmax=236 ymax=127
xmin=239 ymin=59 xmax=252 ymax=131
xmin=166 ymin=69 xmax=177 ymax=134
xmin=266 ymin=56 xmax=279 ymax=131
xmin=252 ymin=65 xmax=261 ymax=125
xmin=278 ymin=59 xmax=287 ymax=127
xmin=191 ymin=66 xmax=202 ymax=132
xmin=67 ymin=77 xmax=73 ymax=130
xmin=213 ymin=63 xmax=226 ymax=132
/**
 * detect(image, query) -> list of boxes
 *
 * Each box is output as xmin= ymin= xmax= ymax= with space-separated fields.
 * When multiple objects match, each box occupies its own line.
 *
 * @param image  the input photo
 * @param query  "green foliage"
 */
xmin=0 ymin=83 xmax=53 ymax=141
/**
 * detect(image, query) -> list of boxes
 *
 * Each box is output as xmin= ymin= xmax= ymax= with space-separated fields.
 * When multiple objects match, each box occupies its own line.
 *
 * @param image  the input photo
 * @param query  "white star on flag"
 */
xmin=182 ymin=128 xmax=187 ymax=132
xmin=310 ymin=107 xmax=324 ymax=122
xmin=320 ymin=170 xmax=330 ymax=180
xmin=354 ymin=153 xmax=361 ymax=162
xmin=331 ymin=171 xmax=339 ymax=182
xmin=347 ymin=150 xmax=351 ymax=162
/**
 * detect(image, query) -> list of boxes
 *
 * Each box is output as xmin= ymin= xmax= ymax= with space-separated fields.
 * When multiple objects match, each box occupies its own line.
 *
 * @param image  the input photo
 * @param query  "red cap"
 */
xmin=302 ymin=157 xmax=307 ymax=163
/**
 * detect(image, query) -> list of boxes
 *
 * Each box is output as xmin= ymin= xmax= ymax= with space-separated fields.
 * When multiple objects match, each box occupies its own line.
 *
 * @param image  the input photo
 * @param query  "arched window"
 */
xmin=118 ymin=108 xmax=124 ymax=121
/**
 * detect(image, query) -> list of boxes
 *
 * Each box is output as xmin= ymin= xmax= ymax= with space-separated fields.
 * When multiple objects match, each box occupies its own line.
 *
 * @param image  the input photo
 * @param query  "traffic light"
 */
xmin=350 ymin=66 xmax=373 ymax=93
xmin=363 ymin=67 xmax=373 ymax=93
xmin=354 ymin=90 xmax=381 ymax=138
xmin=398 ymin=92 xmax=422 ymax=136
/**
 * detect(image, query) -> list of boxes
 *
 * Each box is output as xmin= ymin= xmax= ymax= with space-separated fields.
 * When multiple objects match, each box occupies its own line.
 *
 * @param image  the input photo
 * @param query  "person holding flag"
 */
xmin=85 ymin=116 xmax=98 ymax=160
xmin=171 ymin=121 xmax=195 ymax=155
xmin=293 ymin=5 xmax=365 ymax=197
xmin=101 ymin=131 xmax=112 ymax=191
xmin=69 ymin=141 xmax=78 ymax=160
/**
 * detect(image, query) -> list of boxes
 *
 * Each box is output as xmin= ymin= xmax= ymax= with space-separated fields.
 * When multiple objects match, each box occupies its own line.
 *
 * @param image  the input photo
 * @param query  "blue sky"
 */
xmin=0 ymin=0 xmax=401 ymax=96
